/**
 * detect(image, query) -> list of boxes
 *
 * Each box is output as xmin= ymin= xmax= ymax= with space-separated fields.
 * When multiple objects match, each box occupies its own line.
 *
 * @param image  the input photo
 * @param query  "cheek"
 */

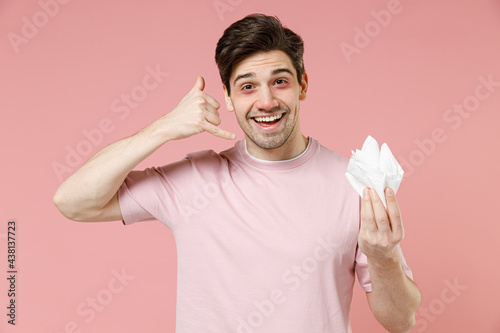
xmin=280 ymin=98 xmax=296 ymax=111
xmin=232 ymin=99 xmax=253 ymax=114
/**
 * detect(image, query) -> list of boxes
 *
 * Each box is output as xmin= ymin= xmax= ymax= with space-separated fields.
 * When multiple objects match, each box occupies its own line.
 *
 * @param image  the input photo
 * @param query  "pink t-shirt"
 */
xmin=118 ymin=137 xmax=413 ymax=333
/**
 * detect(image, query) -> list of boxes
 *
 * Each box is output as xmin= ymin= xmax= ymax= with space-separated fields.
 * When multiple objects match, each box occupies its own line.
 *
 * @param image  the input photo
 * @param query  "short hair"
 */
xmin=215 ymin=13 xmax=305 ymax=95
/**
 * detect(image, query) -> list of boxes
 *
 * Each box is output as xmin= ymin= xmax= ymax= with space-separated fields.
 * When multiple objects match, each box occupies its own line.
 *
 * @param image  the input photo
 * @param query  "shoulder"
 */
xmin=184 ymin=145 xmax=235 ymax=167
xmin=314 ymin=140 xmax=359 ymax=197
xmin=154 ymin=144 xmax=237 ymax=178
xmin=315 ymin=140 xmax=349 ymax=170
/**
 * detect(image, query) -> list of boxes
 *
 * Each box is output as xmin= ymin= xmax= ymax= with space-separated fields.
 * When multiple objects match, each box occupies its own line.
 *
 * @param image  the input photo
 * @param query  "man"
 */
xmin=54 ymin=13 xmax=420 ymax=333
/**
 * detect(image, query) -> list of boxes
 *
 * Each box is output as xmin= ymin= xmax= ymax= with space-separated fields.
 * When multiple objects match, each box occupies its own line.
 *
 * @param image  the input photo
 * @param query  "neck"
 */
xmin=245 ymin=132 xmax=309 ymax=161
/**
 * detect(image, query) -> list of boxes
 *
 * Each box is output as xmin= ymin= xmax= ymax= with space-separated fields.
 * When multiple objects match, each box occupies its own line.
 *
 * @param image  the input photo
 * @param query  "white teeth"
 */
xmin=254 ymin=113 xmax=283 ymax=122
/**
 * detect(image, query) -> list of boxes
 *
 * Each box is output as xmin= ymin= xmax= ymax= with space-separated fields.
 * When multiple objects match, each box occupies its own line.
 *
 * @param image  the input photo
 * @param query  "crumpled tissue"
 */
xmin=345 ymin=135 xmax=404 ymax=208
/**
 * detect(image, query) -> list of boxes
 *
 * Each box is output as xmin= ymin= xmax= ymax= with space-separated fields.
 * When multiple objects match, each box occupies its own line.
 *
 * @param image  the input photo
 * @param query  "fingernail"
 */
xmin=230 ymin=134 xmax=236 ymax=139
xmin=386 ymin=188 xmax=394 ymax=196
xmin=363 ymin=188 xmax=369 ymax=197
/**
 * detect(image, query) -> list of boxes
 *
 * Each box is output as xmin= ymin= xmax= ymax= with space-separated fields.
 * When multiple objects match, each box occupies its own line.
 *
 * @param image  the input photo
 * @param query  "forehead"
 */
xmin=230 ymin=50 xmax=295 ymax=83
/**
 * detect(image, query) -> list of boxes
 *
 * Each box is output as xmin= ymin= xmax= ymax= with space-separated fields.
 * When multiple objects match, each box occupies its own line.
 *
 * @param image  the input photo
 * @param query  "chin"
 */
xmin=248 ymin=133 xmax=290 ymax=150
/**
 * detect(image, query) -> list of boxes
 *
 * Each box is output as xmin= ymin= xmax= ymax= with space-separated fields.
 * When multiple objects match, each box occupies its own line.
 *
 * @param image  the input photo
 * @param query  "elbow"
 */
xmin=388 ymin=309 xmax=419 ymax=333
xmin=394 ymin=315 xmax=416 ymax=333
xmin=406 ymin=315 xmax=416 ymax=332
xmin=376 ymin=313 xmax=416 ymax=333
xmin=53 ymin=189 xmax=105 ymax=222
xmin=53 ymin=189 xmax=83 ymax=222
xmin=372 ymin=301 xmax=419 ymax=333
xmin=53 ymin=192 xmax=73 ymax=220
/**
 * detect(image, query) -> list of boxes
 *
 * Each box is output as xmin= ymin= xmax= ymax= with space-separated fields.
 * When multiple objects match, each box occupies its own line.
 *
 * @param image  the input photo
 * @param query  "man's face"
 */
xmin=223 ymin=50 xmax=308 ymax=151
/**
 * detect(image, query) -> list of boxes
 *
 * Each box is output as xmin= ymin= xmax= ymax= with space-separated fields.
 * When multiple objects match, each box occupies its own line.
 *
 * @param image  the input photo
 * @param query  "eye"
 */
xmin=241 ymin=84 xmax=253 ymax=90
xmin=275 ymin=78 xmax=288 ymax=85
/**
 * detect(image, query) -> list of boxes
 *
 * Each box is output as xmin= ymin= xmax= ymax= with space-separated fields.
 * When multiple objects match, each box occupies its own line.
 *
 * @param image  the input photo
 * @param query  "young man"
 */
xmin=54 ymin=14 xmax=420 ymax=333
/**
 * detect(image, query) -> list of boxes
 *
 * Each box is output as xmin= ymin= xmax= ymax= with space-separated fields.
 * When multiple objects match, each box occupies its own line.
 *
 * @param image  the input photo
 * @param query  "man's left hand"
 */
xmin=358 ymin=187 xmax=404 ymax=264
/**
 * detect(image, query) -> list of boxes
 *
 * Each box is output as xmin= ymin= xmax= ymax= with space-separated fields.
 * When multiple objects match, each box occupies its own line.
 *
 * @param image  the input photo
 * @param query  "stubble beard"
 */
xmin=239 ymin=105 xmax=299 ymax=150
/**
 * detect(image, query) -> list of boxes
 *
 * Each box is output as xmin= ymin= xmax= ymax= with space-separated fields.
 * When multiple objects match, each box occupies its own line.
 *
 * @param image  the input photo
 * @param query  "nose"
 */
xmin=255 ymin=86 xmax=279 ymax=111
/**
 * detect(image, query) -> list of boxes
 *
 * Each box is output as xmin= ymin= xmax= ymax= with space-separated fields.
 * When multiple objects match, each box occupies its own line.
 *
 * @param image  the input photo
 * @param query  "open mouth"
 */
xmin=251 ymin=112 xmax=286 ymax=129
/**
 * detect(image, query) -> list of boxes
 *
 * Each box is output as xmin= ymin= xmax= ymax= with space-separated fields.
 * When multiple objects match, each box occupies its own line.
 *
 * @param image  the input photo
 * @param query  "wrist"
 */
xmin=367 ymin=248 xmax=402 ymax=273
xmin=144 ymin=116 xmax=176 ymax=144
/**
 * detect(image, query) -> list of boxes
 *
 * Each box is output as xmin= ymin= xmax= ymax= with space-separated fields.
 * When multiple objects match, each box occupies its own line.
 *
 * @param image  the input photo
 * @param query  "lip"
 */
xmin=251 ymin=112 xmax=286 ymax=132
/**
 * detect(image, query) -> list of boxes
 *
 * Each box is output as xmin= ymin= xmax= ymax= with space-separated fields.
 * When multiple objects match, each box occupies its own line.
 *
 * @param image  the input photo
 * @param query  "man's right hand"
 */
xmin=53 ymin=76 xmax=236 ymax=222
xmin=161 ymin=76 xmax=236 ymax=141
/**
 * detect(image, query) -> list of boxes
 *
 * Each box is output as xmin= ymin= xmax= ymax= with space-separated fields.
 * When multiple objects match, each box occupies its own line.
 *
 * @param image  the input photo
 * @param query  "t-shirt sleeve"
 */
xmin=117 ymin=156 xmax=195 ymax=230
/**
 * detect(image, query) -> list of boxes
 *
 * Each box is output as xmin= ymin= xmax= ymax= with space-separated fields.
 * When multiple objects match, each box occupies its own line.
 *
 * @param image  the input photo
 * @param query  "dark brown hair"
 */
xmin=215 ymin=13 xmax=305 ymax=95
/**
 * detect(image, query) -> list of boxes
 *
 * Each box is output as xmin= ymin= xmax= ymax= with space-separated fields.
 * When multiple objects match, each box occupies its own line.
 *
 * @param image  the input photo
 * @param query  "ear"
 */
xmin=299 ymin=72 xmax=308 ymax=101
xmin=223 ymin=85 xmax=234 ymax=112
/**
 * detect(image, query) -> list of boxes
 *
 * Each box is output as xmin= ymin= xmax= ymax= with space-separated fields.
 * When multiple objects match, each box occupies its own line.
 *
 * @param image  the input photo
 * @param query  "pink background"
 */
xmin=1 ymin=0 xmax=500 ymax=332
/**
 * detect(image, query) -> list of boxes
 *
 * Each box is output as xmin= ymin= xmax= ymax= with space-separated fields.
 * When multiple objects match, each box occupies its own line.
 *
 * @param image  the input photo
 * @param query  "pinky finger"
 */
xmin=202 ymin=121 xmax=236 ymax=140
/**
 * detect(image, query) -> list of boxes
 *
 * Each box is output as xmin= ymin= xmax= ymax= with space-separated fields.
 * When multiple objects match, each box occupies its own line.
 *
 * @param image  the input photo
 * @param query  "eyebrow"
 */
xmin=232 ymin=68 xmax=295 ymax=86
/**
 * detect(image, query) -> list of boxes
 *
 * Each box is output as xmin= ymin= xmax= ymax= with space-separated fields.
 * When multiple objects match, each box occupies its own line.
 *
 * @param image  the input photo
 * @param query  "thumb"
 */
xmin=192 ymin=76 xmax=205 ymax=92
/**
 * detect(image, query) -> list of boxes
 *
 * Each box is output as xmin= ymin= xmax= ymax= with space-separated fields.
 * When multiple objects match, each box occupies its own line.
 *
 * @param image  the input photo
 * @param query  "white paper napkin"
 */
xmin=345 ymin=135 xmax=404 ymax=208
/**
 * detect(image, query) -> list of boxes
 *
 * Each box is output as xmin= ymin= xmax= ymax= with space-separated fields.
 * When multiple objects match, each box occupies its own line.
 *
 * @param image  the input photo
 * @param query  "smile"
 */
xmin=251 ymin=112 xmax=286 ymax=131
xmin=253 ymin=113 xmax=284 ymax=123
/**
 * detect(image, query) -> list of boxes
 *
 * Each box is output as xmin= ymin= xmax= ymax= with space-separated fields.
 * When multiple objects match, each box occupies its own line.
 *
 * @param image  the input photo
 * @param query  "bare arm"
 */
xmin=365 ymin=256 xmax=421 ymax=332
xmin=359 ymin=188 xmax=421 ymax=332
xmin=53 ymin=76 xmax=235 ymax=222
